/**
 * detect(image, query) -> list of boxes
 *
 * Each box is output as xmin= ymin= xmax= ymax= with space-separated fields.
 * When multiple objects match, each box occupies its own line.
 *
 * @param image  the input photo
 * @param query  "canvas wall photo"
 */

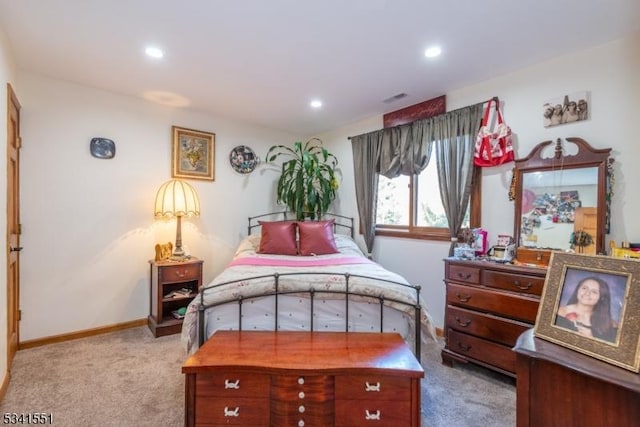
xmin=543 ymin=91 xmax=589 ymax=127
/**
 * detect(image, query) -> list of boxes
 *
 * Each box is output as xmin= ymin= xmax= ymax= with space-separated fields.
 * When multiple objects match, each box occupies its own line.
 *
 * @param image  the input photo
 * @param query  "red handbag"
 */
xmin=473 ymin=99 xmax=514 ymax=167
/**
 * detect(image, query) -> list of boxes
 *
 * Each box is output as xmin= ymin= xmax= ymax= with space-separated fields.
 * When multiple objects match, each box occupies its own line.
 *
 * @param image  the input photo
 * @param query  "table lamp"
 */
xmin=154 ymin=179 xmax=200 ymax=259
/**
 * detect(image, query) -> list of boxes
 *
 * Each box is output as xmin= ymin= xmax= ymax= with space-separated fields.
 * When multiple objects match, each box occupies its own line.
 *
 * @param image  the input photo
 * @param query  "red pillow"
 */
xmin=258 ymin=221 xmax=298 ymax=255
xmin=298 ymin=220 xmax=338 ymax=256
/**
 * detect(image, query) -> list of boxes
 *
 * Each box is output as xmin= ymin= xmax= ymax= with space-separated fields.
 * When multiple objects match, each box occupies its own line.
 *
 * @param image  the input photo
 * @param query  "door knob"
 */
xmin=10 ymin=246 xmax=23 ymax=252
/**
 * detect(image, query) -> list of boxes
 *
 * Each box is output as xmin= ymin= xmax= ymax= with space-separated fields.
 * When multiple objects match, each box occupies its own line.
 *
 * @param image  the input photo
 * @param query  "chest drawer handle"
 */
xmin=513 ymin=280 xmax=533 ymax=290
xmin=457 ymin=341 xmax=472 ymax=352
xmin=223 ymin=406 xmax=239 ymax=417
xmin=454 ymin=316 xmax=471 ymax=327
xmin=457 ymin=272 xmax=472 ymax=280
xmin=365 ymin=410 xmax=381 ymax=420
xmin=174 ymin=269 xmax=189 ymax=278
xmin=455 ymin=292 xmax=471 ymax=302
xmin=224 ymin=379 xmax=240 ymax=389
xmin=365 ymin=381 xmax=380 ymax=392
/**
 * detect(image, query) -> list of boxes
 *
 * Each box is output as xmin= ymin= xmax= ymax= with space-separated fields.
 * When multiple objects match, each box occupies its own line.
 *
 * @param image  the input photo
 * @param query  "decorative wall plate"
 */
xmin=90 ymin=137 xmax=116 ymax=159
xmin=229 ymin=145 xmax=259 ymax=174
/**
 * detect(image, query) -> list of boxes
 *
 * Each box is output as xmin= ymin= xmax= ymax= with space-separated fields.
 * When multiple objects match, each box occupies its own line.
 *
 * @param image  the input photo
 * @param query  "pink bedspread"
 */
xmin=228 ymin=256 xmax=373 ymax=268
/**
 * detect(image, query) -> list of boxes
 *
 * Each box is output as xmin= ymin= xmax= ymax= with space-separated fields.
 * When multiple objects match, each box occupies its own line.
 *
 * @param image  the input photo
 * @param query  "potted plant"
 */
xmin=266 ymin=138 xmax=339 ymax=220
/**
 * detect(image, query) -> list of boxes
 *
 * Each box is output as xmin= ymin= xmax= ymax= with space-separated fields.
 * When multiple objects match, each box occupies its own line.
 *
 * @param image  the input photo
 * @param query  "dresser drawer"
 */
xmin=446 ymin=329 xmax=516 ymax=374
xmin=482 ymin=270 xmax=544 ymax=296
xmin=195 ymin=396 xmax=269 ymax=425
xmin=271 ymin=375 xmax=334 ymax=402
xmin=446 ymin=283 xmax=539 ymax=323
xmin=335 ymin=400 xmax=411 ymax=426
xmin=447 ymin=263 xmax=480 ymax=284
xmin=160 ymin=263 xmax=201 ymax=283
xmin=445 ymin=305 xmax=531 ymax=346
xmin=335 ymin=375 xmax=411 ymax=401
xmin=196 ymin=372 xmax=269 ymax=397
xmin=271 ymin=400 xmax=334 ymax=426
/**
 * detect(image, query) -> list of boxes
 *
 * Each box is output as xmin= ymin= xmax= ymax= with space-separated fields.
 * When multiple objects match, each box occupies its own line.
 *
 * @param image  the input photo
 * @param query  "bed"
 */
xmin=181 ymin=212 xmax=437 ymax=361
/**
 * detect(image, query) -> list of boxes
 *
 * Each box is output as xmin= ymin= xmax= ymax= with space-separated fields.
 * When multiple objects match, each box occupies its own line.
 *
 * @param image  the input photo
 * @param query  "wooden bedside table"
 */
xmin=148 ymin=257 xmax=203 ymax=337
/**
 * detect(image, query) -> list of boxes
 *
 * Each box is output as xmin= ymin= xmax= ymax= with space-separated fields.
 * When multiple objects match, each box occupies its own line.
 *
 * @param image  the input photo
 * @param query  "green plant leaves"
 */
xmin=266 ymin=138 xmax=338 ymax=220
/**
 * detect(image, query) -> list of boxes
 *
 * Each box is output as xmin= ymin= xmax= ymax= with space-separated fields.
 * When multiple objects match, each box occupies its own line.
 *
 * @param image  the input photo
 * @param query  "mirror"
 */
xmin=513 ymin=137 xmax=611 ymax=258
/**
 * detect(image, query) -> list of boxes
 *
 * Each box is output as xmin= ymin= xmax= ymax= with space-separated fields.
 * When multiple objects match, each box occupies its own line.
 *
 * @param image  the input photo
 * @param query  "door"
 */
xmin=574 ymin=207 xmax=597 ymax=255
xmin=7 ymin=83 xmax=21 ymax=366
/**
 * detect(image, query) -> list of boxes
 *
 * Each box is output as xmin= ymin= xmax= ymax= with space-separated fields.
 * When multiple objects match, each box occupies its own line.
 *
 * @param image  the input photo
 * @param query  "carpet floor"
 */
xmin=0 ymin=327 xmax=515 ymax=426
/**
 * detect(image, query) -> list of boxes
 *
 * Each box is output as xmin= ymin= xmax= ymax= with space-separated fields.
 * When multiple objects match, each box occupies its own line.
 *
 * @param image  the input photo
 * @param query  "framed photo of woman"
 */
xmin=534 ymin=252 xmax=640 ymax=372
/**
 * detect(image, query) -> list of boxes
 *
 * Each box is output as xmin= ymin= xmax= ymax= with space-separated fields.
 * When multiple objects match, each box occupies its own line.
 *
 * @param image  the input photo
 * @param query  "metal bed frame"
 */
xmin=194 ymin=212 xmax=423 ymax=361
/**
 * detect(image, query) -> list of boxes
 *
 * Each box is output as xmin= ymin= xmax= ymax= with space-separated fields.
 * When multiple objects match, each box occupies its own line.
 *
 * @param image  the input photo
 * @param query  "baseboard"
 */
xmin=0 ymin=370 xmax=10 ymax=402
xmin=18 ymin=319 xmax=147 ymax=350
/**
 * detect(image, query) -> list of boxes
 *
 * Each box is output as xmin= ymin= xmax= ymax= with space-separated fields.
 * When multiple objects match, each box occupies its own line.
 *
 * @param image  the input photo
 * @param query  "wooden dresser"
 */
xmin=182 ymin=331 xmax=424 ymax=426
xmin=514 ymin=329 xmax=640 ymax=427
xmin=442 ymin=258 xmax=546 ymax=376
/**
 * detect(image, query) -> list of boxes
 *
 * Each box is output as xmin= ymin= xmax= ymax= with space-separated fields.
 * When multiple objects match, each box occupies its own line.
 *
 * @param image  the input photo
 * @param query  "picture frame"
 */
xmin=542 ymin=90 xmax=589 ymax=128
xmin=534 ymin=252 xmax=640 ymax=372
xmin=172 ymin=126 xmax=215 ymax=181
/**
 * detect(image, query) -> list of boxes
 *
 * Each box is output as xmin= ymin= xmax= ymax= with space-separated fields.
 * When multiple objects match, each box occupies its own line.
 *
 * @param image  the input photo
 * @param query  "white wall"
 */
xmin=320 ymin=33 xmax=640 ymax=329
xmin=18 ymin=73 xmax=298 ymax=340
xmin=0 ymin=25 xmax=17 ymax=386
xmin=9 ymin=31 xmax=640 ymax=343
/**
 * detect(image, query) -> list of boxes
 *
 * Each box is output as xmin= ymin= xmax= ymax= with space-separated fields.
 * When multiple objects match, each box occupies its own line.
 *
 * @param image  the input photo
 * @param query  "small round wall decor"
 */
xmin=229 ymin=145 xmax=259 ymax=174
xmin=90 ymin=137 xmax=116 ymax=159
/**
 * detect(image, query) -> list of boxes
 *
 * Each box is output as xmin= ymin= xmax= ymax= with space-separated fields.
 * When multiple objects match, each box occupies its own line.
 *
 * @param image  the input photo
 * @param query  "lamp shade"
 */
xmin=154 ymin=179 xmax=200 ymax=219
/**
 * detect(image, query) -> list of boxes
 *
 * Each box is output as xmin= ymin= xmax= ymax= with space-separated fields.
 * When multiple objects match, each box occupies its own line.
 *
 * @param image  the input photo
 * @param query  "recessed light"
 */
xmin=310 ymin=100 xmax=323 ymax=108
xmin=145 ymin=46 xmax=164 ymax=59
xmin=424 ymin=46 xmax=442 ymax=58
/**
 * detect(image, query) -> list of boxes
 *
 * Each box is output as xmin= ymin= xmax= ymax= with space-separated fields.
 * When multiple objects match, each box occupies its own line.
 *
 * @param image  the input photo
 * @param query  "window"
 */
xmin=375 ymin=159 xmax=481 ymax=241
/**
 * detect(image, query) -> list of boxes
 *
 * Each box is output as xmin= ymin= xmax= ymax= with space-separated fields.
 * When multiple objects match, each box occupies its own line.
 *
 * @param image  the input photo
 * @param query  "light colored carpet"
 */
xmin=0 ymin=327 xmax=515 ymax=426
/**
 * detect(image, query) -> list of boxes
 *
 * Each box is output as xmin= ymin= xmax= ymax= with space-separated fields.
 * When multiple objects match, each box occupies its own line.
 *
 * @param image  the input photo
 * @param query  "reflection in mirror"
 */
xmin=513 ymin=137 xmax=611 ymax=259
xmin=520 ymin=168 xmax=598 ymax=251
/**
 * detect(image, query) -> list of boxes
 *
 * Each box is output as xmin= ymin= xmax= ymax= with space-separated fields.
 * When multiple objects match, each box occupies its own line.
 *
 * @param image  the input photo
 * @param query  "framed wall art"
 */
xmin=542 ymin=91 xmax=589 ymax=128
xmin=172 ymin=126 xmax=215 ymax=181
xmin=534 ymin=252 xmax=640 ymax=372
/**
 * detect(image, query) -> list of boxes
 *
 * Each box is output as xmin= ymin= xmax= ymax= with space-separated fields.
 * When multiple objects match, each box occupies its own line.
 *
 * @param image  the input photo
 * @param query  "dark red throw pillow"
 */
xmin=298 ymin=219 xmax=338 ymax=256
xmin=257 ymin=221 xmax=298 ymax=255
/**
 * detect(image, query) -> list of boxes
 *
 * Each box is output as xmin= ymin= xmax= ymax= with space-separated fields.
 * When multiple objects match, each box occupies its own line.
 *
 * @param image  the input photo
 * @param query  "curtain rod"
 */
xmin=347 ymin=96 xmax=498 ymax=140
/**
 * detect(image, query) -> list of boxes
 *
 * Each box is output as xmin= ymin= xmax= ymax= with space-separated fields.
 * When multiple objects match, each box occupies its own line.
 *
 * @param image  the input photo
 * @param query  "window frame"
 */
xmin=375 ymin=167 xmax=482 ymax=241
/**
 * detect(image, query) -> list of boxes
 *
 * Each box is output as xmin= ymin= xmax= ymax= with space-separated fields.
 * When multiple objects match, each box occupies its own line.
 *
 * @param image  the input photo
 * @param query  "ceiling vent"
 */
xmin=382 ymin=93 xmax=408 ymax=103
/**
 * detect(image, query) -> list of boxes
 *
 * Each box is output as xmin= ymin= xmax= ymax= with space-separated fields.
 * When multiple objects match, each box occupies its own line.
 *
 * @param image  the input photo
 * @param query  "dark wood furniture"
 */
xmin=514 ymin=329 xmax=640 ymax=427
xmin=182 ymin=331 xmax=424 ymax=427
xmin=442 ymin=258 xmax=546 ymax=376
xmin=148 ymin=257 xmax=203 ymax=337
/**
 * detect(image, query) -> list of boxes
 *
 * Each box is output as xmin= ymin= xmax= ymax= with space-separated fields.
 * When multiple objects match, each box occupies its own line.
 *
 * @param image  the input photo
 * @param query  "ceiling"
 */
xmin=1 ymin=0 xmax=639 ymax=136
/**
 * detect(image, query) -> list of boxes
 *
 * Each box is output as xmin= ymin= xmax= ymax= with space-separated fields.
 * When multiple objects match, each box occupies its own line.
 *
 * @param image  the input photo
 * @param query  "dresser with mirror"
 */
xmin=442 ymin=137 xmax=612 ymax=376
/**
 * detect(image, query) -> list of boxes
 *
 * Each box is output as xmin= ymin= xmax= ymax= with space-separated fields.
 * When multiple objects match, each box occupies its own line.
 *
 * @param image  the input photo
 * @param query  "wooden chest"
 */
xmin=442 ymin=258 xmax=546 ymax=376
xmin=183 ymin=331 xmax=424 ymax=426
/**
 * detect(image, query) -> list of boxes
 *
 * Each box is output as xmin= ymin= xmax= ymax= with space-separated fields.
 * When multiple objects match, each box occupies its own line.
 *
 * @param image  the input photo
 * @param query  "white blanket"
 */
xmin=181 ymin=234 xmax=437 ymax=353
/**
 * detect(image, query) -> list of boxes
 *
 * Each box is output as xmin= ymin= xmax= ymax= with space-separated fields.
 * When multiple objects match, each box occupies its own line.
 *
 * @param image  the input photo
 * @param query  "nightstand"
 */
xmin=148 ymin=257 xmax=203 ymax=337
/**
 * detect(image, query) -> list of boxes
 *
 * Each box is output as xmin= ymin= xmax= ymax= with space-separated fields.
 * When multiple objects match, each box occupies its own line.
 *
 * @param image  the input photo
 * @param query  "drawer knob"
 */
xmin=457 ymin=272 xmax=472 ymax=280
xmin=174 ymin=269 xmax=188 ymax=278
xmin=365 ymin=410 xmax=381 ymax=420
xmin=298 ymin=391 xmax=305 ymax=399
xmin=455 ymin=292 xmax=471 ymax=302
xmin=298 ymin=420 xmax=305 ymax=427
xmin=365 ymin=381 xmax=380 ymax=392
xmin=224 ymin=379 xmax=240 ymax=389
xmin=454 ymin=316 xmax=471 ymax=327
xmin=298 ymin=405 xmax=305 ymax=413
xmin=513 ymin=280 xmax=533 ymax=290
xmin=223 ymin=406 xmax=239 ymax=417
xmin=457 ymin=341 xmax=472 ymax=352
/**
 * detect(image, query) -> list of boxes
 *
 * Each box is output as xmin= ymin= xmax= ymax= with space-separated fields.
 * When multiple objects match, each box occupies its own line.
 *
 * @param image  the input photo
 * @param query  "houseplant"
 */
xmin=266 ymin=138 xmax=339 ymax=220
